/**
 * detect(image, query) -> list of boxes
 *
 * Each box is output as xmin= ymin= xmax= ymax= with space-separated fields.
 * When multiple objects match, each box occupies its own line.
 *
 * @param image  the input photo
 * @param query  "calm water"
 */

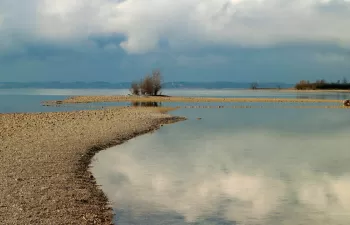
xmin=0 ymin=88 xmax=349 ymax=113
xmin=91 ymin=107 xmax=350 ymax=225
xmin=2 ymin=88 xmax=350 ymax=224
xmin=0 ymin=89 xmax=130 ymax=113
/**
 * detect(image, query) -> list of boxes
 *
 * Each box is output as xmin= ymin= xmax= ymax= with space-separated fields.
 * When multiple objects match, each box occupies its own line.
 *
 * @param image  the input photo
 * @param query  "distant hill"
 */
xmin=0 ymin=81 xmax=131 ymax=89
xmin=0 ymin=81 xmax=293 ymax=89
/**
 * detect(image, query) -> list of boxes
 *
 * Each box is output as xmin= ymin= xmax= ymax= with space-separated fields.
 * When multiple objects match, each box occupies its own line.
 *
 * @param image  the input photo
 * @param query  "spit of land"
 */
xmin=0 ymin=107 xmax=185 ymax=225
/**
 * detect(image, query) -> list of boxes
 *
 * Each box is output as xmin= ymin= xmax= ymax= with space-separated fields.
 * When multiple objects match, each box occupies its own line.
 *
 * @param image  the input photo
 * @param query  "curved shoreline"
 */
xmin=0 ymin=107 xmax=186 ymax=225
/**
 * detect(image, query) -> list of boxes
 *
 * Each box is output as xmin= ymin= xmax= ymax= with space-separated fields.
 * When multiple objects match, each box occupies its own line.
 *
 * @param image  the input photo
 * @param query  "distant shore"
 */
xmin=43 ymin=95 xmax=344 ymax=105
xmin=253 ymin=88 xmax=350 ymax=93
xmin=0 ymin=107 xmax=185 ymax=224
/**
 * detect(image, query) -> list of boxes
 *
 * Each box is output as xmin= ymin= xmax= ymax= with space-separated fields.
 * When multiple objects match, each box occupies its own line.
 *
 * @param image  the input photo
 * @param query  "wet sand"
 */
xmin=43 ymin=96 xmax=343 ymax=105
xmin=0 ymin=107 xmax=185 ymax=225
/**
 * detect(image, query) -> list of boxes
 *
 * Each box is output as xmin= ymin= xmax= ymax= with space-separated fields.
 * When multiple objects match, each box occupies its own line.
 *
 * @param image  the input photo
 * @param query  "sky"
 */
xmin=0 ymin=0 xmax=349 ymax=83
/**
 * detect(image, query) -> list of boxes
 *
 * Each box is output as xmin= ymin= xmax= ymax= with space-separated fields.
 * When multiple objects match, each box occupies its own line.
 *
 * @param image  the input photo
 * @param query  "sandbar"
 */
xmin=0 ymin=107 xmax=185 ymax=224
xmin=43 ymin=95 xmax=344 ymax=105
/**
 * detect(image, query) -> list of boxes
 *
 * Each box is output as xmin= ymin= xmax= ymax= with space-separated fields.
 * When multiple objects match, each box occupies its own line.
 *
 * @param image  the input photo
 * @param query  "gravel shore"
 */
xmin=0 ymin=107 xmax=185 ymax=225
xmin=43 ymin=96 xmax=343 ymax=105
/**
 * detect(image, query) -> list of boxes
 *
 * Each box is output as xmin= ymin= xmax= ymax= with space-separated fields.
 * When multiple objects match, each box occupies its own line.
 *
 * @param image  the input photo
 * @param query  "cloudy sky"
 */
xmin=0 ymin=0 xmax=349 ymax=82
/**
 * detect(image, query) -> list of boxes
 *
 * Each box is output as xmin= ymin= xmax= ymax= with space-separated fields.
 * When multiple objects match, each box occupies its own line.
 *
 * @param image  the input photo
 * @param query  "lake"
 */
xmin=1 ymin=88 xmax=350 ymax=224
xmin=0 ymin=88 xmax=349 ymax=113
xmin=91 ymin=107 xmax=350 ymax=225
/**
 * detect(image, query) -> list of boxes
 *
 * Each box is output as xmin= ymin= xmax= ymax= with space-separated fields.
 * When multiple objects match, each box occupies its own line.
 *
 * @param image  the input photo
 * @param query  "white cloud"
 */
xmin=1 ymin=0 xmax=350 ymax=54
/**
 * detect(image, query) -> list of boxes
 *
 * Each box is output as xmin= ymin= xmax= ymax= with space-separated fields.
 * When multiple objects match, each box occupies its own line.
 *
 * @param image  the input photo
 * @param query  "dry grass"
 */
xmin=0 ymin=107 xmax=185 ymax=225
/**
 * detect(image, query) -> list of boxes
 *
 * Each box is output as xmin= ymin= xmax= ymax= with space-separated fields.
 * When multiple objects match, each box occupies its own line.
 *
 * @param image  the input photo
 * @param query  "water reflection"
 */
xmin=295 ymin=92 xmax=350 ymax=100
xmin=131 ymin=101 xmax=162 ymax=107
xmin=91 ymin=108 xmax=350 ymax=225
xmin=1 ymin=89 xmax=349 ymax=113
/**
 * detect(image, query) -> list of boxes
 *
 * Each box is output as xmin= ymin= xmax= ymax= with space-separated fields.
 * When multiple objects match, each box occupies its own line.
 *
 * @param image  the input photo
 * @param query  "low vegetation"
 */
xmin=295 ymin=78 xmax=350 ymax=90
xmin=130 ymin=70 xmax=163 ymax=96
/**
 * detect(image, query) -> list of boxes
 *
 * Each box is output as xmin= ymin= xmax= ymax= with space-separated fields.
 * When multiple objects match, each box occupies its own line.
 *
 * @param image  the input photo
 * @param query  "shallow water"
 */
xmin=0 ymin=89 xmax=130 ymax=113
xmin=91 ymin=107 xmax=350 ymax=225
xmin=0 ymin=88 xmax=348 ymax=113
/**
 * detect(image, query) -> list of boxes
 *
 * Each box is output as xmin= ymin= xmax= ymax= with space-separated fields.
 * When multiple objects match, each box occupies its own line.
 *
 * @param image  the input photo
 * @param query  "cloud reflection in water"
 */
xmin=91 ymin=114 xmax=350 ymax=225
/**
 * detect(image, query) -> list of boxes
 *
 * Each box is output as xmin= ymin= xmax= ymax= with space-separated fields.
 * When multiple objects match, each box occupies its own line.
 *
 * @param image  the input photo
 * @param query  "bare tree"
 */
xmin=298 ymin=80 xmax=310 ymax=85
xmin=343 ymin=77 xmax=348 ymax=84
xmin=316 ymin=79 xmax=326 ymax=84
xmin=151 ymin=69 xmax=163 ymax=96
xmin=130 ymin=69 xmax=164 ymax=96
xmin=130 ymin=81 xmax=140 ymax=95
xmin=140 ymin=75 xmax=154 ymax=95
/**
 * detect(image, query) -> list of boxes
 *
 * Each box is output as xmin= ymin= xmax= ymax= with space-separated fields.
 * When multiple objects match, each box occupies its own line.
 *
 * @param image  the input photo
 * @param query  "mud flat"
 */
xmin=43 ymin=96 xmax=343 ymax=105
xmin=0 ymin=107 xmax=185 ymax=225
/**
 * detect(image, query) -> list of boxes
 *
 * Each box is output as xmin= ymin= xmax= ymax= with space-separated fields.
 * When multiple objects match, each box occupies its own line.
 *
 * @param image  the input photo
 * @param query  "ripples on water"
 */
xmin=91 ymin=107 xmax=350 ymax=225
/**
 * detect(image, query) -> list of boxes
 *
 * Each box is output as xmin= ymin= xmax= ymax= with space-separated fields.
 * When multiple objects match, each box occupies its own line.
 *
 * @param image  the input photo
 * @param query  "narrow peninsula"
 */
xmin=0 ymin=107 xmax=185 ymax=225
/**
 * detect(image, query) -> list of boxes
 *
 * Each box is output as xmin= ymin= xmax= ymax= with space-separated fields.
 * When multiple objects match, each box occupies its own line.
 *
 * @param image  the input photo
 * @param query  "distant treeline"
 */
xmin=295 ymin=78 xmax=350 ymax=90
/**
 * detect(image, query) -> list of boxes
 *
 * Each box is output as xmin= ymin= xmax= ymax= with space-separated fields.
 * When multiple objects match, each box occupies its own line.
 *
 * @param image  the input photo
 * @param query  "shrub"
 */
xmin=130 ymin=81 xmax=140 ymax=95
xmin=130 ymin=70 xmax=163 ymax=96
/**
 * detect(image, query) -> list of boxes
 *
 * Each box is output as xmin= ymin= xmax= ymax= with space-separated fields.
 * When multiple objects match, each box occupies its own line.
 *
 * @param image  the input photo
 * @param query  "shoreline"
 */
xmin=0 ymin=107 xmax=186 ymax=224
xmin=43 ymin=96 xmax=344 ymax=105
xmin=256 ymin=88 xmax=350 ymax=93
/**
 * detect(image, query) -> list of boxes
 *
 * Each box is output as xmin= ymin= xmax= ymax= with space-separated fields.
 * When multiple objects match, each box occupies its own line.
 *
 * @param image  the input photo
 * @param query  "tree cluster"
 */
xmin=130 ymin=70 xmax=163 ymax=96
xmin=295 ymin=78 xmax=350 ymax=90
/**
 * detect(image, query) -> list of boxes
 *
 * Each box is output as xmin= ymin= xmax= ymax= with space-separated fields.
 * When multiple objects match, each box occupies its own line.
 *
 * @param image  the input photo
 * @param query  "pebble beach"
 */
xmin=43 ymin=95 xmax=343 ymax=105
xmin=0 ymin=107 xmax=185 ymax=225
